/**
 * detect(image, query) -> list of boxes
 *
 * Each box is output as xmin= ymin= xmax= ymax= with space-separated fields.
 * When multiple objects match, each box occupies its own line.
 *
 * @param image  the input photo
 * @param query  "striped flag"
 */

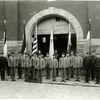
xmin=3 ymin=20 xmax=7 ymax=57
xmin=49 ymin=24 xmax=54 ymax=59
xmin=67 ymin=21 xmax=72 ymax=53
xmin=32 ymin=24 xmax=38 ymax=54
xmin=21 ymin=20 xmax=26 ymax=55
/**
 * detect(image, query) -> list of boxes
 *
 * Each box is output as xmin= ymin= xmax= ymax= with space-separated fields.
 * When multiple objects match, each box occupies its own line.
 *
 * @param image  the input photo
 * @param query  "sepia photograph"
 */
xmin=0 ymin=0 xmax=100 ymax=99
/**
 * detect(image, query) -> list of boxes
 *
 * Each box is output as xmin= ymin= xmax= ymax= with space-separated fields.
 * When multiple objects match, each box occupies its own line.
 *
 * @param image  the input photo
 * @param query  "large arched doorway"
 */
xmin=25 ymin=7 xmax=83 ymax=54
xmin=34 ymin=15 xmax=77 ymax=57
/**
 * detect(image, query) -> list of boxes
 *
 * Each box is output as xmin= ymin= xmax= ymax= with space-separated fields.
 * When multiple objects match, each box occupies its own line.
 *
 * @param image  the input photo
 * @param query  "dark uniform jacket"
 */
xmin=90 ymin=55 xmax=96 ymax=68
xmin=17 ymin=56 xmax=23 ymax=67
xmin=0 ymin=56 xmax=7 ymax=71
xmin=96 ymin=57 xmax=100 ymax=67
xmin=83 ymin=56 xmax=91 ymax=70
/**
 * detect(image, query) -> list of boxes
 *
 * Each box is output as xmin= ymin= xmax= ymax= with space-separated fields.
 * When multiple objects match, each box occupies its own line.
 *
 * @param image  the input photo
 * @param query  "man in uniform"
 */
xmin=90 ymin=52 xmax=96 ymax=81
xmin=74 ymin=53 xmax=83 ymax=81
xmin=6 ymin=53 xmax=11 ymax=76
xmin=95 ymin=54 xmax=100 ymax=84
xmin=83 ymin=52 xmax=91 ymax=83
xmin=37 ymin=54 xmax=45 ymax=83
xmin=8 ymin=52 xmax=17 ymax=81
xmin=22 ymin=53 xmax=30 ymax=82
xmin=30 ymin=53 xmax=38 ymax=81
xmin=44 ymin=53 xmax=51 ymax=79
xmin=0 ymin=52 xmax=7 ymax=81
xmin=70 ymin=51 xmax=75 ymax=78
xmin=59 ymin=53 xmax=65 ymax=82
xmin=41 ymin=54 xmax=45 ymax=76
xmin=54 ymin=50 xmax=59 ymax=76
xmin=65 ymin=53 xmax=71 ymax=80
xmin=17 ymin=52 xmax=23 ymax=79
xmin=51 ymin=54 xmax=58 ymax=81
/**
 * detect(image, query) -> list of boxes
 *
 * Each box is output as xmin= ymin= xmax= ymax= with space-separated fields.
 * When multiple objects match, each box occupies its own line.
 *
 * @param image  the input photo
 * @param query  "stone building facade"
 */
xmin=0 ymin=0 xmax=100 ymax=54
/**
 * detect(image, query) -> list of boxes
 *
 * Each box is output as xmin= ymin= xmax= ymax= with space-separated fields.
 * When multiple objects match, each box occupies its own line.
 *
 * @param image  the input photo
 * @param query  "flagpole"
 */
xmin=89 ymin=19 xmax=91 ymax=56
xmin=49 ymin=19 xmax=54 ymax=59
xmin=23 ymin=20 xmax=28 ymax=53
xmin=21 ymin=20 xmax=26 ymax=55
xmin=3 ymin=19 xmax=7 ymax=57
xmin=67 ymin=18 xmax=71 ymax=54
xmin=35 ymin=23 xmax=38 ymax=52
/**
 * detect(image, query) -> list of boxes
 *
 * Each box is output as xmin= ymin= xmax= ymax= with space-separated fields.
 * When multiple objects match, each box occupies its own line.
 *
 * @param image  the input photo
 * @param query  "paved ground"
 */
xmin=5 ymin=75 xmax=100 ymax=87
xmin=0 ymin=73 xmax=99 ymax=99
xmin=0 ymin=81 xmax=100 ymax=99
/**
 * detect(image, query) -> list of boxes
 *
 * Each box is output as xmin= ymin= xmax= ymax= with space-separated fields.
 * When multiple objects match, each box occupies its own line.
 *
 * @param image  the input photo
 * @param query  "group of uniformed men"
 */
xmin=0 ymin=50 xmax=100 ymax=84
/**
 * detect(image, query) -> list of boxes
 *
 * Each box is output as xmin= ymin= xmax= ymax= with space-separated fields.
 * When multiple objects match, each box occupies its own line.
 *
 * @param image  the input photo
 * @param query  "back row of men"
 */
xmin=0 ymin=51 xmax=100 ymax=84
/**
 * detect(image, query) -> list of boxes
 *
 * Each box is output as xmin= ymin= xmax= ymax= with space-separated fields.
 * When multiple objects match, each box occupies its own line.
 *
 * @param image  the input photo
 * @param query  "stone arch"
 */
xmin=25 ymin=7 xmax=83 ymax=53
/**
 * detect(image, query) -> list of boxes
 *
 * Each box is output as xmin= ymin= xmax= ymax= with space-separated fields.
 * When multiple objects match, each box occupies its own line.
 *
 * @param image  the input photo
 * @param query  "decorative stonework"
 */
xmin=25 ymin=7 xmax=84 ymax=53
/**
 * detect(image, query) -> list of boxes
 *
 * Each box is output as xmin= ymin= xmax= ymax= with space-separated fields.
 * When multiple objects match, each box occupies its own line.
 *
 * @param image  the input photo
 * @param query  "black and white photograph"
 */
xmin=0 ymin=0 xmax=100 ymax=99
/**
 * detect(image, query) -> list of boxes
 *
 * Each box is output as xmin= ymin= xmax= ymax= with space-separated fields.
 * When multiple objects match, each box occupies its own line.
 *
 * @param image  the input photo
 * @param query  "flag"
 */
xmin=86 ymin=30 xmax=90 ymax=40
xmin=32 ymin=24 xmax=38 ymax=54
xmin=86 ymin=21 xmax=91 ymax=42
xmin=49 ymin=24 xmax=54 ymax=59
xmin=21 ymin=21 xmax=26 ymax=54
xmin=67 ymin=21 xmax=71 ymax=53
xmin=85 ymin=20 xmax=91 ymax=53
xmin=3 ymin=29 xmax=7 ymax=57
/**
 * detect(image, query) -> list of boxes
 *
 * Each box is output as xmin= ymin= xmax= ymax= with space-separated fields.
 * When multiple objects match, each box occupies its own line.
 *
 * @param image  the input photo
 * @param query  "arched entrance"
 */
xmin=25 ymin=7 xmax=83 ymax=54
xmin=37 ymin=16 xmax=77 ymax=57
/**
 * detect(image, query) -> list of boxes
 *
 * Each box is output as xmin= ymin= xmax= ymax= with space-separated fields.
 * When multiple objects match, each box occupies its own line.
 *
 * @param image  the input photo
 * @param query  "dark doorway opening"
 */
xmin=38 ymin=35 xmax=50 ymax=57
xmin=54 ymin=34 xmax=77 ymax=57
xmin=37 ymin=34 xmax=76 ymax=57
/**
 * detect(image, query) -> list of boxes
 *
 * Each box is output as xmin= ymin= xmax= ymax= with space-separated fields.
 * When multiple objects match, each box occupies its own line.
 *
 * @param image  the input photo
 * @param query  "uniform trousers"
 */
xmin=17 ymin=67 xmax=22 ymax=79
xmin=61 ymin=68 xmax=65 ymax=81
xmin=85 ymin=68 xmax=90 ymax=83
xmin=91 ymin=66 xmax=95 ymax=80
xmin=0 ymin=65 xmax=5 ymax=80
xmin=56 ymin=68 xmax=59 ymax=77
xmin=52 ymin=68 xmax=56 ymax=81
xmin=24 ymin=67 xmax=30 ymax=81
xmin=46 ymin=65 xmax=50 ymax=79
xmin=95 ymin=67 xmax=100 ymax=84
xmin=0 ymin=70 xmax=5 ymax=80
xmin=70 ymin=66 xmax=74 ymax=78
xmin=6 ymin=66 xmax=10 ymax=76
xmin=37 ymin=69 xmax=42 ymax=83
xmin=75 ymin=68 xmax=80 ymax=81
xmin=10 ymin=67 xmax=16 ymax=80
xmin=65 ymin=67 xmax=70 ymax=80
xmin=31 ymin=66 xmax=35 ymax=79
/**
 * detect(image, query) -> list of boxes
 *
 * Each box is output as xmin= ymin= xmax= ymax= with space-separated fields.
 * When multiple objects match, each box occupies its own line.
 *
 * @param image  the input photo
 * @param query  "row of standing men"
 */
xmin=0 ymin=51 xmax=100 ymax=84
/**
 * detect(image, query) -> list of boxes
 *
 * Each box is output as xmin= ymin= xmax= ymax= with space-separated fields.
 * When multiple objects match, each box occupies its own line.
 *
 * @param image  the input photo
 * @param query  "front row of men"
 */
xmin=0 ymin=51 xmax=100 ymax=84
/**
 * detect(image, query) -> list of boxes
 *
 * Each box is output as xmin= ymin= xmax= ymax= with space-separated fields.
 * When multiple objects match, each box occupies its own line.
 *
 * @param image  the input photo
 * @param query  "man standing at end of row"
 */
xmin=83 ymin=52 xmax=91 ymax=83
xmin=0 ymin=52 xmax=7 ymax=81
